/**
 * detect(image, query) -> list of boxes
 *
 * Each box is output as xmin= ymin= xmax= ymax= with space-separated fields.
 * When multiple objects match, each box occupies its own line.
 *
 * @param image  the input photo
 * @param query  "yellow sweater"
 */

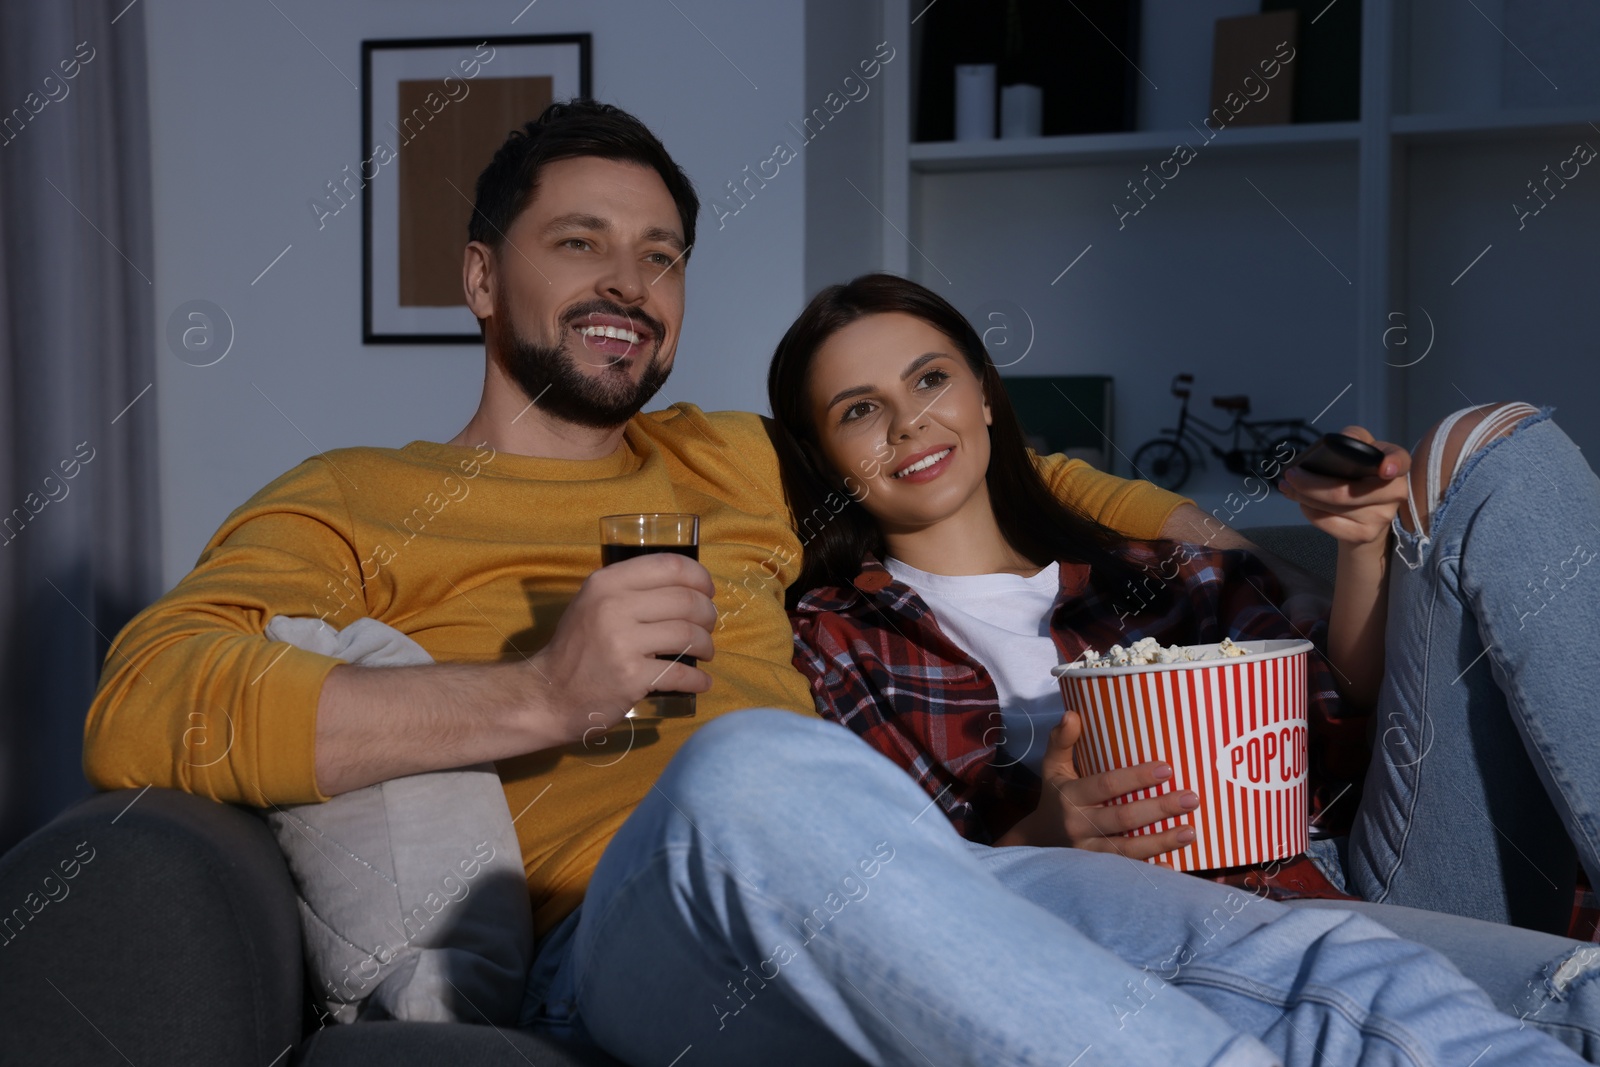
xmin=83 ymin=404 xmax=1185 ymax=933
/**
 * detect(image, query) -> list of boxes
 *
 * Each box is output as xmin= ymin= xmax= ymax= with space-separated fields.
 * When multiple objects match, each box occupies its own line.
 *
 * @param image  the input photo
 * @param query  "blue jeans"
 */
xmin=1343 ymin=411 xmax=1600 ymax=931
xmin=524 ymin=708 xmax=1600 ymax=1065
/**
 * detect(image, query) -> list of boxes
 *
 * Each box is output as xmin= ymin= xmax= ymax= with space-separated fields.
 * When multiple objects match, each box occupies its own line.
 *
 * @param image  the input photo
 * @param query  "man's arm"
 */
xmin=85 ymin=458 xmax=717 ymax=802
xmin=314 ymin=660 xmax=554 ymax=797
xmin=84 ymin=460 xmax=372 ymax=805
xmin=314 ymin=553 xmax=716 ymax=796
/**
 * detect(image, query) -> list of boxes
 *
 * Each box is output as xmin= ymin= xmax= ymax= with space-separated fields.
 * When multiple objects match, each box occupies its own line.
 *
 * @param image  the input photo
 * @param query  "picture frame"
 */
xmin=361 ymin=33 xmax=592 ymax=344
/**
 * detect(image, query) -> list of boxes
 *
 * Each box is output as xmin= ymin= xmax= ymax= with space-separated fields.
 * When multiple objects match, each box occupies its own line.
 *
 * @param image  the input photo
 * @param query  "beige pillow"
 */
xmin=262 ymin=616 xmax=532 ymax=1025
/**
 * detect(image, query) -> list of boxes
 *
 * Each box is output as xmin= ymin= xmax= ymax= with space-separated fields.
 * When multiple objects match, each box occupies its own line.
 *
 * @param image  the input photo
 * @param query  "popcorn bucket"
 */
xmin=1051 ymin=640 xmax=1314 ymax=872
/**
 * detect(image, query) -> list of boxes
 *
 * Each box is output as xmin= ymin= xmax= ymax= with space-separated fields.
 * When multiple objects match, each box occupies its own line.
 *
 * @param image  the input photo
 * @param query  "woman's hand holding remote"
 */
xmin=1278 ymin=425 xmax=1411 ymax=711
xmin=1277 ymin=426 xmax=1411 ymax=549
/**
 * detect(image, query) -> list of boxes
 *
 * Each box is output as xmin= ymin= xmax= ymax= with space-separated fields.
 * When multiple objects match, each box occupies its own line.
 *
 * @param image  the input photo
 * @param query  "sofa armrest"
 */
xmin=0 ymin=788 xmax=305 ymax=1064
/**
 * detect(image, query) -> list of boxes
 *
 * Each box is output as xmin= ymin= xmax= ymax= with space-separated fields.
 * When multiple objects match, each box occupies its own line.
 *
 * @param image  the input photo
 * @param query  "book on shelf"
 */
xmin=1262 ymin=0 xmax=1360 ymax=123
xmin=1210 ymin=11 xmax=1298 ymax=127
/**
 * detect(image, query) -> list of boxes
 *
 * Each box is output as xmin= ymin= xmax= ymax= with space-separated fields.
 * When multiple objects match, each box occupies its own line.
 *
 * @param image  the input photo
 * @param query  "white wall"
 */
xmin=145 ymin=0 xmax=806 ymax=586
xmin=1405 ymin=0 xmax=1505 ymax=112
xmin=1401 ymin=139 xmax=1600 ymax=458
xmin=803 ymin=0 xmax=886 ymax=297
xmin=1137 ymin=0 xmax=1261 ymax=132
xmin=911 ymin=149 xmax=1359 ymax=525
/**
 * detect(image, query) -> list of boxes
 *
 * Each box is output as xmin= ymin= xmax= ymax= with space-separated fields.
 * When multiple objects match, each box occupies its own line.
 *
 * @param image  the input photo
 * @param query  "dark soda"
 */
xmin=600 ymin=542 xmax=699 ymax=693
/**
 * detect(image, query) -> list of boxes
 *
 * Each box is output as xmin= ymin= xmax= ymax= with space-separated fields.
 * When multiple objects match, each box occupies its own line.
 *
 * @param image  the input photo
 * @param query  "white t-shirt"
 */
xmin=884 ymin=557 xmax=1066 ymax=774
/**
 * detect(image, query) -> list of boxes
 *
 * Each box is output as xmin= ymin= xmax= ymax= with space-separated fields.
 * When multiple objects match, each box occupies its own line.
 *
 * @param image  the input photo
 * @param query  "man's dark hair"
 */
xmin=469 ymin=99 xmax=699 ymax=257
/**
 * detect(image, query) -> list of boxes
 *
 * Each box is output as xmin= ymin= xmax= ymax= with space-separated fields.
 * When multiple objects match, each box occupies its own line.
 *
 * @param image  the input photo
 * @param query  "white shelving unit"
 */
xmin=807 ymin=0 xmax=1600 ymax=512
xmin=908 ymin=122 xmax=1362 ymax=171
xmin=1392 ymin=105 xmax=1600 ymax=138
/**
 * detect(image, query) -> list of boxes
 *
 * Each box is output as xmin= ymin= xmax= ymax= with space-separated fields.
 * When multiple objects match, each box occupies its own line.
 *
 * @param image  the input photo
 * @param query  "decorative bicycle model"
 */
xmin=1131 ymin=374 xmax=1318 ymax=492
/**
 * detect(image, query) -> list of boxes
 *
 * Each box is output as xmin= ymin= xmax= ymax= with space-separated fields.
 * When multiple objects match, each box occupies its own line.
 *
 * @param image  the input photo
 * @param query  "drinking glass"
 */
xmin=599 ymin=513 xmax=700 ymax=719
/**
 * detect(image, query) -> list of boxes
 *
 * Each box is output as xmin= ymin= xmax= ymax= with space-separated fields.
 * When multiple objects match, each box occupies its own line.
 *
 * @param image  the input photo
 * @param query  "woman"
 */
xmin=770 ymin=272 xmax=1600 ymax=934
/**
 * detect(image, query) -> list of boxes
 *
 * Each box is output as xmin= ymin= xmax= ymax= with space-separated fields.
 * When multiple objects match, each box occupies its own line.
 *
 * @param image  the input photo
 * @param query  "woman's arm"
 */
xmin=1324 ymin=539 xmax=1392 ymax=711
xmin=791 ymin=607 xmax=1190 ymax=850
xmin=1277 ymin=427 xmax=1411 ymax=712
xmin=994 ymin=710 xmax=1198 ymax=857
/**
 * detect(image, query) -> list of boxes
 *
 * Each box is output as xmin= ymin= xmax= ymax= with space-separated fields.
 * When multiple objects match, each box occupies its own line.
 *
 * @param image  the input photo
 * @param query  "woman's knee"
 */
xmin=1402 ymin=402 xmax=1540 ymax=537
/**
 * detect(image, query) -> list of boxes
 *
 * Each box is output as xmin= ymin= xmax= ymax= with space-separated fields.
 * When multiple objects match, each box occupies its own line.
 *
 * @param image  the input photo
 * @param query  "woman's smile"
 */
xmin=889 ymin=445 xmax=955 ymax=482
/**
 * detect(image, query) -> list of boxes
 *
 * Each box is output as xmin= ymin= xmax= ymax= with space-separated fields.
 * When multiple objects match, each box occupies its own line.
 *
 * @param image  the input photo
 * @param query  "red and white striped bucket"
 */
xmin=1052 ymin=640 xmax=1314 ymax=872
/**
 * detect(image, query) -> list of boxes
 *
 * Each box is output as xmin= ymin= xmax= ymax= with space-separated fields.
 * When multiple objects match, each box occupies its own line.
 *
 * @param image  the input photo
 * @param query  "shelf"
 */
xmin=904 ymin=108 xmax=1600 ymax=172
xmin=1393 ymin=106 xmax=1600 ymax=142
xmin=848 ymin=0 xmax=1600 ymax=457
xmin=908 ymin=122 xmax=1360 ymax=172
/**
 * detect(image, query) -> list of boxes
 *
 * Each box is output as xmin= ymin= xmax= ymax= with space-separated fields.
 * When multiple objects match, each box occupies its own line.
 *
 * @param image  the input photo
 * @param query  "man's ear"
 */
xmin=463 ymin=241 xmax=497 ymax=323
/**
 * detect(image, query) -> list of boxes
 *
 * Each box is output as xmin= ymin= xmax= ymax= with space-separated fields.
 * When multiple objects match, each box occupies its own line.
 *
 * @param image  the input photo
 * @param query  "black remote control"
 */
xmin=1282 ymin=432 xmax=1386 ymax=480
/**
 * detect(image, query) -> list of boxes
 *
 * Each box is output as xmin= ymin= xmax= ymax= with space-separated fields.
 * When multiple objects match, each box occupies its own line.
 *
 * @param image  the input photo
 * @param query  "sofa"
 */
xmin=0 ymin=525 xmax=1332 ymax=1066
xmin=0 ymin=786 xmax=619 ymax=1066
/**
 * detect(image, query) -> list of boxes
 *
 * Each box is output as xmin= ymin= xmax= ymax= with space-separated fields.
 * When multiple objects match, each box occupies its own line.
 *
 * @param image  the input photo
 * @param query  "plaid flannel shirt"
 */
xmin=790 ymin=541 xmax=1362 ymax=845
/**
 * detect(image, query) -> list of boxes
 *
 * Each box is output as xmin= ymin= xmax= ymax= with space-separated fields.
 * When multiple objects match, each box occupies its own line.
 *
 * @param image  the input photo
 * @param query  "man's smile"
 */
xmin=565 ymin=307 xmax=662 ymax=364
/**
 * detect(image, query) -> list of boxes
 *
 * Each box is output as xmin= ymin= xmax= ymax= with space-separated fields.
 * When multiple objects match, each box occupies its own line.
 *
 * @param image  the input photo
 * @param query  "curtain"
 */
xmin=0 ymin=0 xmax=161 ymax=851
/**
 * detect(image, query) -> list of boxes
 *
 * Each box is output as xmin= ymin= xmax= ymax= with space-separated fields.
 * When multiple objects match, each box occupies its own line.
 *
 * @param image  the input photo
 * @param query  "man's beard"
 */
xmin=493 ymin=298 xmax=671 ymax=429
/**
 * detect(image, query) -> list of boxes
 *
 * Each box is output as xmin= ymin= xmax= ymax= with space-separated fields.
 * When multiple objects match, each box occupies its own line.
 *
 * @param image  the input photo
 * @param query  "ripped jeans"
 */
xmin=1337 ymin=410 xmax=1600 ymax=932
xmin=522 ymin=710 xmax=1600 ymax=1065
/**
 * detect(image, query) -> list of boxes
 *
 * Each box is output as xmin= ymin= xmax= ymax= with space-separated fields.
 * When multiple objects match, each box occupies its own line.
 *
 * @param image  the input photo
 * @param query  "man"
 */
xmin=84 ymin=102 xmax=1596 ymax=1065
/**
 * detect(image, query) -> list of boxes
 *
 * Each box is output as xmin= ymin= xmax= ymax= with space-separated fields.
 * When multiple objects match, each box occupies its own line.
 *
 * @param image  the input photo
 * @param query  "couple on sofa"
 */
xmin=84 ymin=100 xmax=1600 ymax=1065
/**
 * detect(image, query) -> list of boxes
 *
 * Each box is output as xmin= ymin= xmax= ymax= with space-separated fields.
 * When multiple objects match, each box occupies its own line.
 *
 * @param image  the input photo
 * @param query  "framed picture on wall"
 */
xmin=361 ymin=34 xmax=592 ymax=344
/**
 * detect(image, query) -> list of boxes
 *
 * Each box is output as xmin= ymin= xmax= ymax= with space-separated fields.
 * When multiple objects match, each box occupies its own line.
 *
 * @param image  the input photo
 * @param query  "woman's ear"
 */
xmin=982 ymin=391 xmax=993 ymax=427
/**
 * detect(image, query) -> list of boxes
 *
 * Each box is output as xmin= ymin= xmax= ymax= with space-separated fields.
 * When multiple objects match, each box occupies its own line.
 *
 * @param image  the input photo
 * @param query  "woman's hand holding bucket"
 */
xmin=995 ymin=710 xmax=1200 ymax=858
